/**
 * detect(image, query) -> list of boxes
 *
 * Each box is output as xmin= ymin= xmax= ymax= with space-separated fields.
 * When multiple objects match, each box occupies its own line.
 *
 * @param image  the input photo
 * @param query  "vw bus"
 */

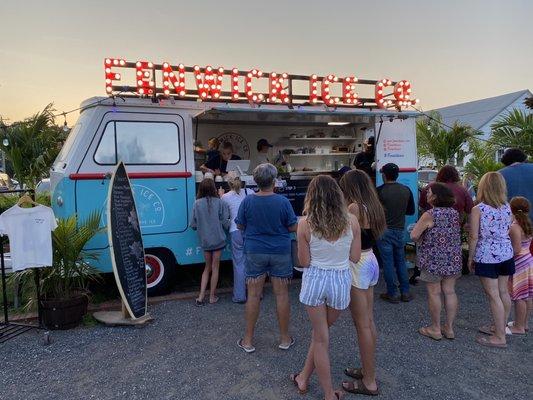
xmin=51 ymin=59 xmax=420 ymax=295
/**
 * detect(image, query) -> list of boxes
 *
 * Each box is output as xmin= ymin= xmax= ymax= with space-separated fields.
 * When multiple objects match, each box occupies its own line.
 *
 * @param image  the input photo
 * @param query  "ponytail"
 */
xmin=514 ymin=210 xmax=533 ymax=237
xmin=510 ymin=196 xmax=533 ymax=237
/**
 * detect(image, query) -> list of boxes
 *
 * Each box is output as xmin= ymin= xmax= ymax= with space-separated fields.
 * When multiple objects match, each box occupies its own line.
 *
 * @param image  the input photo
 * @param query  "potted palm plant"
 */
xmin=17 ymin=211 xmax=104 ymax=329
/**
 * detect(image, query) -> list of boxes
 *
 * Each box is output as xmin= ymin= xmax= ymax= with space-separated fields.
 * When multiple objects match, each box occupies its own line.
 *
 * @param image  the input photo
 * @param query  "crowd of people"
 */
xmin=189 ymin=148 xmax=532 ymax=399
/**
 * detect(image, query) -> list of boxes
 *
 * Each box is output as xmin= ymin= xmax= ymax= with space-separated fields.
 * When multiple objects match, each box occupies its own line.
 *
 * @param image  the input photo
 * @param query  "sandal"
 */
xmin=342 ymin=379 xmax=379 ymax=396
xmin=479 ymin=325 xmax=513 ymax=336
xmin=195 ymin=299 xmax=205 ymax=307
xmin=209 ymin=296 xmax=219 ymax=304
xmin=418 ymin=326 xmax=443 ymax=341
xmin=237 ymin=339 xmax=256 ymax=353
xmin=508 ymin=321 xmax=529 ymax=333
xmin=331 ymin=391 xmax=343 ymax=399
xmin=289 ymin=373 xmax=308 ymax=395
xmin=441 ymin=326 xmax=455 ymax=340
xmin=279 ymin=337 xmax=295 ymax=350
xmin=478 ymin=325 xmax=493 ymax=335
xmin=344 ymin=367 xmax=363 ymax=380
xmin=507 ymin=321 xmax=527 ymax=335
xmin=475 ymin=336 xmax=507 ymax=349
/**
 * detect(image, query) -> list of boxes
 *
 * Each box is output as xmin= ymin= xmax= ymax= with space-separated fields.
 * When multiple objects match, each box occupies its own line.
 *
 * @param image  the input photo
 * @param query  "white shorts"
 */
xmin=299 ymin=266 xmax=351 ymax=310
xmin=350 ymin=250 xmax=379 ymax=289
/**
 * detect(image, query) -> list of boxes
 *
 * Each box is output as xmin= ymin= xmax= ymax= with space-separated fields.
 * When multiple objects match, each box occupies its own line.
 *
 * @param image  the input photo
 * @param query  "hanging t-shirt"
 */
xmin=0 ymin=205 xmax=58 ymax=271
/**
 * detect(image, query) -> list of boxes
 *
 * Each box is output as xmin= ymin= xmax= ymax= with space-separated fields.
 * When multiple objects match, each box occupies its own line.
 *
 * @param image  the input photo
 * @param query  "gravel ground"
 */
xmin=1 ymin=274 xmax=531 ymax=400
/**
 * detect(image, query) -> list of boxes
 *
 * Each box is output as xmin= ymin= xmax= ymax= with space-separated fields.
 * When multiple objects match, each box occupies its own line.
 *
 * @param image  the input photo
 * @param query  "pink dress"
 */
xmin=509 ymin=223 xmax=533 ymax=301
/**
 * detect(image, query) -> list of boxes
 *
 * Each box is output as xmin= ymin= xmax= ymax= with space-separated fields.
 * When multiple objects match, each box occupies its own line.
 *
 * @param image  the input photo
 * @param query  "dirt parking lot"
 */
xmin=1 ymin=274 xmax=531 ymax=400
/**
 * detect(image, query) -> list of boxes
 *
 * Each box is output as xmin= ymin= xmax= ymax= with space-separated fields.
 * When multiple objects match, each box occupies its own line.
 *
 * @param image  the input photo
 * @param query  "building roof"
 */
xmin=432 ymin=90 xmax=532 ymax=130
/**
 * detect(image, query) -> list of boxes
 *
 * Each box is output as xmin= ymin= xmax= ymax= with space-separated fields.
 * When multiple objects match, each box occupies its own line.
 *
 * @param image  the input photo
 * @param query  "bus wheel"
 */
xmin=145 ymin=249 xmax=175 ymax=297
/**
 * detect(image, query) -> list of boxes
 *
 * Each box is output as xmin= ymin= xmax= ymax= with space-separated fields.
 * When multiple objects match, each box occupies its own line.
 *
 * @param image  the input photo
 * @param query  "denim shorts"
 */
xmin=245 ymin=253 xmax=293 ymax=280
xmin=299 ymin=266 xmax=351 ymax=310
xmin=475 ymin=258 xmax=516 ymax=279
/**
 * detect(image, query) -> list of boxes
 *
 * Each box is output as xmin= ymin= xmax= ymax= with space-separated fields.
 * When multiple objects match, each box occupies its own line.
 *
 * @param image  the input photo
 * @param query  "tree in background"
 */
xmin=463 ymin=139 xmax=503 ymax=185
xmin=525 ymin=96 xmax=533 ymax=110
xmin=0 ymin=104 xmax=67 ymax=189
xmin=490 ymin=109 xmax=533 ymax=158
xmin=416 ymin=111 xmax=480 ymax=167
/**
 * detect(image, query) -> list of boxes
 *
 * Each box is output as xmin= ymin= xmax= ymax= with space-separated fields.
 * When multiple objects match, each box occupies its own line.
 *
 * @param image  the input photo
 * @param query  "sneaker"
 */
xmin=401 ymin=293 xmax=414 ymax=302
xmin=380 ymin=293 xmax=400 ymax=304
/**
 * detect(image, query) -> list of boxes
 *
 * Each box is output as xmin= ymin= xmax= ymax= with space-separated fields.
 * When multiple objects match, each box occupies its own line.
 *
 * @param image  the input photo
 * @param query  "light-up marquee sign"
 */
xmin=104 ymin=58 xmax=420 ymax=110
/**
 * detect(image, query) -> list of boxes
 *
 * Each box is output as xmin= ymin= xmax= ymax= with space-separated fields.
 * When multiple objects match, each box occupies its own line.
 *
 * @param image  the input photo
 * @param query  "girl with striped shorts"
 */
xmin=290 ymin=175 xmax=361 ymax=400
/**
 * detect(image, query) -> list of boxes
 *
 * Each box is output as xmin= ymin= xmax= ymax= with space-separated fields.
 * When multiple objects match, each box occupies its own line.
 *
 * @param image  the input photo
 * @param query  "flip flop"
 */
xmin=441 ymin=326 xmax=455 ymax=340
xmin=479 ymin=325 xmax=514 ymax=336
xmin=342 ymin=379 xmax=379 ymax=396
xmin=237 ymin=339 xmax=256 ymax=353
xmin=344 ymin=367 xmax=364 ymax=380
xmin=478 ymin=325 xmax=493 ymax=335
xmin=279 ymin=337 xmax=295 ymax=350
xmin=508 ymin=321 xmax=529 ymax=332
xmin=418 ymin=327 xmax=443 ymax=341
xmin=195 ymin=299 xmax=205 ymax=307
xmin=209 ymin=297 xmax=219 ymax=304
xmin=289 ymin=373 xmax=308 ymax=395
xmin=475 ymin=336 xmax=507 ymax=349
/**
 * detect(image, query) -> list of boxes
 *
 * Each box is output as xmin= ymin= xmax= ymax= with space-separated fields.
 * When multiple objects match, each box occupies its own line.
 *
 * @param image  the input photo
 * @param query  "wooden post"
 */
xmin=121 ymin=301 xmax=129 ymax=319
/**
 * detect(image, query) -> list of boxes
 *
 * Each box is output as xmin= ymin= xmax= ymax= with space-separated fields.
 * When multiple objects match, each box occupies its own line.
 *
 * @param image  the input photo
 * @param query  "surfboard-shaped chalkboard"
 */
xmin=107 ymin=161 xmax=147 ymax=319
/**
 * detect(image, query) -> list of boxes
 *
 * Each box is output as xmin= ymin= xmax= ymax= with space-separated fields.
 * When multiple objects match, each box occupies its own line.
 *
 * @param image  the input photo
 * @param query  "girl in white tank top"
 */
xmin=309 ymin=228 xmax=353 ymax=270
xmin=292 ymin=175 xmax=361 ymax=400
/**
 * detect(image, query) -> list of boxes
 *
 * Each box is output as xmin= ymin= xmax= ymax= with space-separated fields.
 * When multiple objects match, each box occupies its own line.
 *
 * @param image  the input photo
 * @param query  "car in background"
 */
xmin=36 ymin=178 xmax=51 ymax=194
xmin=417 ymin=169 xmax=437 ymax=189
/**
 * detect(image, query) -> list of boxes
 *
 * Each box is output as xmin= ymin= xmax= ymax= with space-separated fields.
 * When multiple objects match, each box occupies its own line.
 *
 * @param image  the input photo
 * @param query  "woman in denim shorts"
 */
xmin=235 ymin=163 xmax=298 ymax=353
xmin=290 ymin=175 xmax=361 ymax=400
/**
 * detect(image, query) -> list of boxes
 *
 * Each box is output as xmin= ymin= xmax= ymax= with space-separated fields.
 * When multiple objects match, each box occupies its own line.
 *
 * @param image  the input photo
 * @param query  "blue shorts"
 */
xmin=245 ymin=253 xmax=293 ymax=280
xmin=299 ymin=266 xmax=351 ymax=310
xmin=475 ymin=258 xmax=515 ymax=279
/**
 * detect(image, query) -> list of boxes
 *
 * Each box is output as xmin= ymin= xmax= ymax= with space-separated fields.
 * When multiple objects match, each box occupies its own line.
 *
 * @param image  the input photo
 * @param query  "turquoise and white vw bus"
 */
xmin=51 ymin=61 xmax=420 ymax=295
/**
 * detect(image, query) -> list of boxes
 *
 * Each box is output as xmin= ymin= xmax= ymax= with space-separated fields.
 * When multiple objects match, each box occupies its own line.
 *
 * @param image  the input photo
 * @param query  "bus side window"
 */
xmin=94 ymin=121 xmax=180 ymax=165
xmin=94 ymin=122 xmax=117 ymax=164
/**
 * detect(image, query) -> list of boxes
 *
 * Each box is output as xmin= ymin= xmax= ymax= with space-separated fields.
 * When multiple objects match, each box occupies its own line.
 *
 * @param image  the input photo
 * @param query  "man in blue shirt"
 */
xmin=235 ymin=163 xmax=298 ymax=353
xmin=499 ymin=148 xmax=533 ymax=219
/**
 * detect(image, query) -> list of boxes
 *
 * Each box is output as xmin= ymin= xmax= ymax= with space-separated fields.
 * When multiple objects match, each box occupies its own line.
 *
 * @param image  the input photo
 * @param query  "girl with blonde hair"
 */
xmin=468 ymin=172 xmax=514 ymax=348
xmin=291 ymin=175 xmax=361 ymax=400
xmin=221 ymin=172 xmax=252 ymax=303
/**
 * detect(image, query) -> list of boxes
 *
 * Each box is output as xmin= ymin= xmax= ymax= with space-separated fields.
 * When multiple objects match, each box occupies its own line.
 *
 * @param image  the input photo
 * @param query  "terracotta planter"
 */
xmin=40 ymin=294 xmax=88 ymax=330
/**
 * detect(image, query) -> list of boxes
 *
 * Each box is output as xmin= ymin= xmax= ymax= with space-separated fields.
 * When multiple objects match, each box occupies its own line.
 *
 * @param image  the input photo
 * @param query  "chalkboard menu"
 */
xmin=107 ymin=162 xmax=147 ymax=319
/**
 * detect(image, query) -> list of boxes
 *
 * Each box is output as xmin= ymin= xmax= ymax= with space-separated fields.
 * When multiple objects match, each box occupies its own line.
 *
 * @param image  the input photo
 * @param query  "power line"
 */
xmin=0 ymin=94 xmax=123 ymax=131
xmin=410 ymin=105 xmax=498 ymax=146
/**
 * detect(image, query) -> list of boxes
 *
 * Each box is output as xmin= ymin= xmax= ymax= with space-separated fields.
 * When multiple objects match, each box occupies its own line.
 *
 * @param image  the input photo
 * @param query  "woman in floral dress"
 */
xmin=411 ymin=183 xmax=462 ymax=340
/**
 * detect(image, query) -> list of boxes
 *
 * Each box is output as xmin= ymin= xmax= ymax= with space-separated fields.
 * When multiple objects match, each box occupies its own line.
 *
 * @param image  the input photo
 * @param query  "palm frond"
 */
xmin=490 ymin=109 xmax=533 ymax=157
xmin=417 ymin=112 xmax=481 ymax=167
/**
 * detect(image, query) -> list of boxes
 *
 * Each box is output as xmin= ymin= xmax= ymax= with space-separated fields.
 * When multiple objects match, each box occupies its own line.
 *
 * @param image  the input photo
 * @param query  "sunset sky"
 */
xmin=0 ymin=0 xmax=531 ymax=125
